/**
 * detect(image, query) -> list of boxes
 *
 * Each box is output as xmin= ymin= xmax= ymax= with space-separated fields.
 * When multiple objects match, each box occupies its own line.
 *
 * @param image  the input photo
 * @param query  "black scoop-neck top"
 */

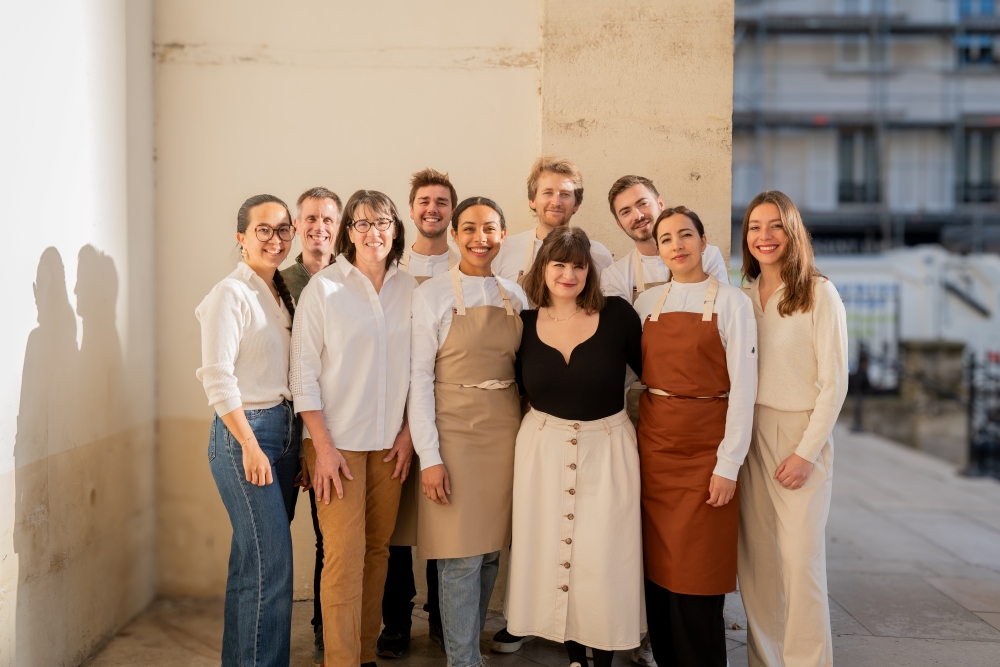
xmin=515 ymin=295 xmax=643 ymax=421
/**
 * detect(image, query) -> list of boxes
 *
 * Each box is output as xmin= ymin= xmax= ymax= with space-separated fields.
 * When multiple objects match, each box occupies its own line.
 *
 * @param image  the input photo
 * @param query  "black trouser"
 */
xmin=644 ymin=578 xmax=727 ymax=667
xmin=308 ymin=488 xmax=323 ymax=630
xmin=566 ymin=640 xmax=614 ymax=667
xmin=382 ymin=546 xmax=440 ymax=633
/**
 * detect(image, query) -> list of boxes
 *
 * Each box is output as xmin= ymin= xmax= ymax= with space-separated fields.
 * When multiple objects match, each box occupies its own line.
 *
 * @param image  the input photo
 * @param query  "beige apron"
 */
xmin=416 ymin=265 xmax=524 ymax=559
xmin=398 ymin=247 xmax=458 ymax=285
xmin=390 ymin=247 xmax=459 ymax=546
xmin=626 ymin=249 xmax=668 ymax=427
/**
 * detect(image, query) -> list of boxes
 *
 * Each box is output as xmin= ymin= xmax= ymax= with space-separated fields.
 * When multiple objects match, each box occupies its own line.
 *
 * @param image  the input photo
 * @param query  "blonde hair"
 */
xmin=740 ymin=190 xmax=821 ymax=316
xmin=526 ymin=156 xmax=583 ymax=206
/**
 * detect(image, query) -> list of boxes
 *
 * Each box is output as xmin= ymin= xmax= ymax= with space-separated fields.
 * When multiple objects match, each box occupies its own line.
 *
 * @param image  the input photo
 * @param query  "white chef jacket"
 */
xmin=290 ymin=254 xmax=417 ymax=451
xmin=601 ymin=244 xmax=729 ymax=300
xmin=408 ymin=269 xmax=527 ymax=469
xmin=398 ymin=246 xmax=458 ymax=279
xmin=493 ymin=228 xmax=615 ymax=283
xmin=633 ymin=278 xmax=758 ymax=480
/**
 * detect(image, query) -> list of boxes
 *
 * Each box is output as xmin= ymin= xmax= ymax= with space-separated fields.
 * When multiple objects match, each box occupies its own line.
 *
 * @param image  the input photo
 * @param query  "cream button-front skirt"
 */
xmin=504 ymin=409 xmax=645 ymax=651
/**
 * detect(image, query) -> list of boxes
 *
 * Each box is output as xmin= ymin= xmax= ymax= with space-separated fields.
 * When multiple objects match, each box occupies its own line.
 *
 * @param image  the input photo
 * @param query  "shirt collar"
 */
xmin=336 ymin=253 xmax=400 ymax=282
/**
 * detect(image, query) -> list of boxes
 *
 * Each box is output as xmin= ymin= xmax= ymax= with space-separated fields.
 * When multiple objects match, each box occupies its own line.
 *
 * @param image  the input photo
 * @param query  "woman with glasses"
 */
xmin=195 ymin=194 xmax=300 ymax=667
xmin=506 ymin=227 xmax=644 ymax=667
xmin=633 ymin=207 xmax=757 ymax=667
xmin=408 ymin=197 xmax=527 ymax=667
xmin=291 ymin=190 xmax=417 ymax=667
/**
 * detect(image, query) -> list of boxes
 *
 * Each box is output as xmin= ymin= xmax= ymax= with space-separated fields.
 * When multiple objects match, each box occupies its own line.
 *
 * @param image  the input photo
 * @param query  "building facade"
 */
xmin=733 ymin=0 xmax=1000 ymax=252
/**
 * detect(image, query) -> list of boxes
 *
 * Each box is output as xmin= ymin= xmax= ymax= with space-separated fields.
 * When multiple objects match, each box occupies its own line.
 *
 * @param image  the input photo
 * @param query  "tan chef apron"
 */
xmin=415 ymin=265 xmax=523 ymax=559
xmin=391 ymin=247 xmax=459 ymax=546
xmin=626 ymin=249 xmax=667 ymax=428
xmin=638 ymin=277 xmax=738 ymax=595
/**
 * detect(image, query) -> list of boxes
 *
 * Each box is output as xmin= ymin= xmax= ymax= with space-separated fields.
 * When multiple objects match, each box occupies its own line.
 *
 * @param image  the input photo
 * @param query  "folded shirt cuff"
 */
xmin=214 ymin=396 xmax=242 ymax=416
xmin=795 ymin=439 xmax=826 ymax=464
xmin=713 ymin=459 xmax=741 ymax=482
xmin=292 ymin=396 xmax=323 ymax=414
xmin=417 ymin=448 xmax=443 ymax=470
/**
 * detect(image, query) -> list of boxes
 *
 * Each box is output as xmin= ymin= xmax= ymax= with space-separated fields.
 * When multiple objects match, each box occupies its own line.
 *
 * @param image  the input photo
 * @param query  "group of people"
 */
xmin=196 ymin=157 xmax=849 ymax=667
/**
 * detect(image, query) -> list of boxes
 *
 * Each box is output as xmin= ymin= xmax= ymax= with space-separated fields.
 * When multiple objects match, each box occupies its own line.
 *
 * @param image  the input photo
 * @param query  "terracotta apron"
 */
xmin=415 ymin=265 xmax=523 ymax=559
xmin=626 ymin=249 xmax=667 ymax=427
xmin=391 ymin=247 xmax=459 ymax=546
xmin=637 ymin=276 xmax=738 ymax=595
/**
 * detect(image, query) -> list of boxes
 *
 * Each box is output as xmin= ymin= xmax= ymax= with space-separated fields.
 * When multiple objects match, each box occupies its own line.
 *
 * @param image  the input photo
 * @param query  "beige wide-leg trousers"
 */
xmin=738 ymin=405 xmax=834 ymax=667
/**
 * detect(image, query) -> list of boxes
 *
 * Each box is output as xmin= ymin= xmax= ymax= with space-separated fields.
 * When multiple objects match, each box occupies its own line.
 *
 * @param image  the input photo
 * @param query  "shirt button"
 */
xmin=563 ymin=562 xmax=571 ymax=569
xmin=567 ymin=513 xmax=574 ymax=520
xmin=568 ymin=489 xmax=576 ymax=495
xmin=573 ymin=423 xmax=580 ymax=430
xmin=565 ymin=538 xmax=572 ymax=544
xmin=571 ymin=439 xmax=578 ymax=445
xmin=569 ymin=463 xmax=577 ymax=470
xmin=561 ymin=585 xmax=569 ymax=592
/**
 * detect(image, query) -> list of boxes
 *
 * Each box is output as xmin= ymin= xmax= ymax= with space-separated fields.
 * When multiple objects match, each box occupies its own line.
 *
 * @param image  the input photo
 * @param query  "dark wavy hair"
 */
xmin=237 ymin=194 xmax=295 ymax=318
xmin=451 ymin=196 xmax=506 ymax=231
xmin=334 ymin=190 xmax=406 ymax=270
xmin=521 ymin=227 xmax=606 ymax=314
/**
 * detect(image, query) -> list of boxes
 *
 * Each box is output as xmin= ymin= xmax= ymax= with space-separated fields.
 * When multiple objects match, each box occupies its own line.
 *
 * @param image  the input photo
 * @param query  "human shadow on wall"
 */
xmin=13 ymin=245 xmax=129 ymax=666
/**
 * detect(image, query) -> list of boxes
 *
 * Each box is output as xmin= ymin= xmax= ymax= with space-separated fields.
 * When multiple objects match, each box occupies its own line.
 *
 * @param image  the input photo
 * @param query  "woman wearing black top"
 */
xmin=505 ymin=227 xmax=644 ymax=667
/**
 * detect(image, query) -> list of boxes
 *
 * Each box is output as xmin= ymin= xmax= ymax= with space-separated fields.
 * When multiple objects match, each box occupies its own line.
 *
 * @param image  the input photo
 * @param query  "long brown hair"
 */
xmin=522 ymin=226 xmax=605 ymax=314
xmin=740 ymin=190 xmax=821 ymax=316
xmin=334 ymin=190 xmax=406 ymax=270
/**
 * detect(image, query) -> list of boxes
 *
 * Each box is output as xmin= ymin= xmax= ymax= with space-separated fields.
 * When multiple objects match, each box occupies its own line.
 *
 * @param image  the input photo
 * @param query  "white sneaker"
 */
xmin=631 ymin=633 xmax=657 ymax=666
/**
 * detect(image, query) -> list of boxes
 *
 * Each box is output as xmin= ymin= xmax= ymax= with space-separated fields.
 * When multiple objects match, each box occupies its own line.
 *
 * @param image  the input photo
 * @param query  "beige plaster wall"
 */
xmin=155 ymin=0 xmax=733 ymax=605
xmin=0 ymin=1 xmax=157 ymax=665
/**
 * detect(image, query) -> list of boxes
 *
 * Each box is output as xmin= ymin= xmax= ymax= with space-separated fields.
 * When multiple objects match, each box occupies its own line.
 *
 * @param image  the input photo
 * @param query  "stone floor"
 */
xmin=84 ymin=424 xmax=1000 ymax=666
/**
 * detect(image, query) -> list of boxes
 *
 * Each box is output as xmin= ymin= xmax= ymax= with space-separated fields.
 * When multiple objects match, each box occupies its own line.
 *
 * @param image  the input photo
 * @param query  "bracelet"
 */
xmin=241 ymin=434 xmax=256 ymax=448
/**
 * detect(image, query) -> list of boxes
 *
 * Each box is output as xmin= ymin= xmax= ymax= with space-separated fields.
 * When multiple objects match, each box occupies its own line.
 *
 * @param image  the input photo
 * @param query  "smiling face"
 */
xmin=295 ymin=197 xmax=339 ymax=257
xmin=543 ymin=257 xmax=588 ymax=302
xmin=348 ymin=204 xmax=396 ymax=266
xmin=451 ymin=204 xmax=505 ymax=274
xmin=530 ymin=171 xmax=580 ymax=228
xmin=656 ymin=213 xmax=707 ymax=281
xmin=613 ymin=183 xmax=663 ymax=243
xmin=236 ymin=202 xmax=292 ymax=273
xmin=410 ymin=184 xmax=453 ymax=239
xmin=746 ymin=201 xmax=788 ymax=268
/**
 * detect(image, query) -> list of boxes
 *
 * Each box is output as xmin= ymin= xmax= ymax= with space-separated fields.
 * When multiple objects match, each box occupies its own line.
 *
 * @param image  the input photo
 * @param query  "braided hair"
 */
xmin=237 ymin=194 xmax=296 ymax=320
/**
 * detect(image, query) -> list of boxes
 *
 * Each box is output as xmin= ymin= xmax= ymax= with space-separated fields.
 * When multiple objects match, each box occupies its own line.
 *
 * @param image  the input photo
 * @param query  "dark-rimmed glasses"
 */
xmin=351 ymin=218 xmax=394 ymax=233
xmin=255 ymin=225 xmax=295 ymax=242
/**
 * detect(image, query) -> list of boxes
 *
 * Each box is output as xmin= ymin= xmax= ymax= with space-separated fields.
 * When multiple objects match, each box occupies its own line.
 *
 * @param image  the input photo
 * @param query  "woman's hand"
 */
xmin=294 ymin=463 xmax=311 ymax=491
xmin=314 ymin=443 xmax=353 ymax=504
xmin=422 ymin=464 xmax=451 ymax=505
xmin=707 ymin=474 xmax=737 ymax=507
xmin=241 ymin=436 xmax=273 ymax=486
xmin=384 ymin=423 xmax=414 ymax=484
xmin=774 ymin=453 xmax=813 ymax=490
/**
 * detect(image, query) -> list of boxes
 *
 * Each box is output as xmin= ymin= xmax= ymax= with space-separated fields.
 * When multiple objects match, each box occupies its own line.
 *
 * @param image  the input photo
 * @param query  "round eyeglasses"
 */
xmin=351 ymin=218 xmax=394 ymax=233
xmin=254 ymin=225 xmax=295 ymax=242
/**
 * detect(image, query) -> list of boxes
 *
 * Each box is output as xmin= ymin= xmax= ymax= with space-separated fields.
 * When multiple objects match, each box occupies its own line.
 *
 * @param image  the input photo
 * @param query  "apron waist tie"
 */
xmin=436 ymin=379 xmax=515 ymax=390
xmin=647 ymin=387 xmax=729 ymax=399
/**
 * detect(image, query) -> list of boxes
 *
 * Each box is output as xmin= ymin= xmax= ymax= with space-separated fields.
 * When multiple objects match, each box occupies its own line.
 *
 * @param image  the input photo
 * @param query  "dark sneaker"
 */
xmin=311 ymin=626 xmax=324 ymax=667
xmin=361 ymin=663 xmax=377 ymax=667
xmin=375 ymin=628 xmax=410 ymax=659
xmin=490 ymin=627 xmax=534 ymax=653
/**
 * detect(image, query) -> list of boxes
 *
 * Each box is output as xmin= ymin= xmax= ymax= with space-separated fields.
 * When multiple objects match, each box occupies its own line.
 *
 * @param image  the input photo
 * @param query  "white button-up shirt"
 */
xmin=408 ymin=270 xmax=527 ymax=469
xmin=600 ymin=244 xmax=730 ymax=300
xmin=290 ymin=254 xmax=417 ymax=451
xmin=492 ymin=228 xmax=615 ymax=283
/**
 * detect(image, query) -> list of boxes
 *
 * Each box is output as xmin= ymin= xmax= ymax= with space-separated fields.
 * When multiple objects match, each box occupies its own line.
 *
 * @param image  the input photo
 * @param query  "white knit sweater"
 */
xmin=743 ymin=276 xmax=849 ymax=462
xmin=196 ymin=262 xmax=292 ymax=416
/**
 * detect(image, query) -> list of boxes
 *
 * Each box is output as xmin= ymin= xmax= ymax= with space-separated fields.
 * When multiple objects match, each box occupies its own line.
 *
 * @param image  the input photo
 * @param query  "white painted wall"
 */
xmin=0 ymin=1 xmax=157 ymax=665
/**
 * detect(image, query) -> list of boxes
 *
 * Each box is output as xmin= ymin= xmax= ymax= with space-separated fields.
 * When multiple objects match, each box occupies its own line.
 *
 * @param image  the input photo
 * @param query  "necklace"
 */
xmin=545 ymin=306 xmax=582 ymax=322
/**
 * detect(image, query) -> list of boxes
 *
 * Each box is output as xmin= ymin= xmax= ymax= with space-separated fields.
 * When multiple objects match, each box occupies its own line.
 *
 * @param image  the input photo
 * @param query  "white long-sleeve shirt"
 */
xmin=290 ymin=254 xmax=417 ymax=451
xmin=493 ymin=228 xmax=614 ymax=283
xmin=195 ymin=262 xmax=292 ymax=415
xmin=744 ymin=277 xmax=849 ymax=462
xmin=634 ymin=278 xmax=758 ymax=480
xmin=601 ymin=245 xmax=729 ymax=300
xmin=408 ymin=270 xmax=527 ymax=469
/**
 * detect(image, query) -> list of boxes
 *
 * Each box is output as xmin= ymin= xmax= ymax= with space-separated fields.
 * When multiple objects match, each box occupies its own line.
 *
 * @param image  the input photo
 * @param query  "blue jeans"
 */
xmin=438 ymin=551 xmax=501 ymax=667
xmin=209 ymin=400 xmax=300 ymax=667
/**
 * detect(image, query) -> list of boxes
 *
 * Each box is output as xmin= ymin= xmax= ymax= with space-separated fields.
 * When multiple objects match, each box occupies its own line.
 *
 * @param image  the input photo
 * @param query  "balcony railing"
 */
xmin=961 ymin=183 xmax=1000 ymax=203
xmin=839 ymin=181 xmax=881 ymax=203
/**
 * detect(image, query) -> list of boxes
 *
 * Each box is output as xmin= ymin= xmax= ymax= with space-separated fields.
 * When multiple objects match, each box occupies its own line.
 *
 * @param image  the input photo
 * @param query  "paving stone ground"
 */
xmin=84 ymin=425 xmax=1000 ymax=666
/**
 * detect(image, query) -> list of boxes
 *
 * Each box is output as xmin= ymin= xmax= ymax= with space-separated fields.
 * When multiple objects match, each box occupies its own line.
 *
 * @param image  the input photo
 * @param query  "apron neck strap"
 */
xmin=649 ymin=281 xmax=673 ymax=322
xmin=449 ymin=264 xmax=513 ymax=316
xmin=448 ymin=249 xmax=458 ymax=269
xmin=702 ymin=275 xmax=719 ymax=322
xmin=633 ymin=248 xmax=646 ymax=294
xmin=400 ymin=247 xmax=411 ymax=273
xmin=524 ymin=235 xmax=536 ymax=272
